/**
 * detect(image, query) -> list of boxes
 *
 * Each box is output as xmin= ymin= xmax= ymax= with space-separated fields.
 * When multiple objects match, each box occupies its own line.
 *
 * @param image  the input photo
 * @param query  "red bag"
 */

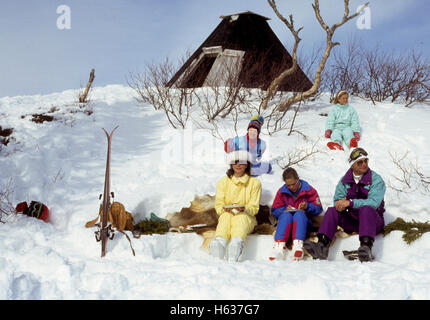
xmin=15 ymin=201 xmax=50 ymax=222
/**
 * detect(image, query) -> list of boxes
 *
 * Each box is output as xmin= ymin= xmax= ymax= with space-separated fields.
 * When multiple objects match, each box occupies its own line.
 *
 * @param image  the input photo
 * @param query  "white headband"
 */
xmin=349 ymin=154 xmax=368 ymax=166
xmin=337 ymin=90 xmax=348 ymax=98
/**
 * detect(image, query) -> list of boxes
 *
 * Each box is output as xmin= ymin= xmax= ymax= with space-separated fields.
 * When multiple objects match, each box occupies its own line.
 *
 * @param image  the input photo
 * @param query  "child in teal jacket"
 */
xmin=325 ymin=90 xmax=361 ymax=150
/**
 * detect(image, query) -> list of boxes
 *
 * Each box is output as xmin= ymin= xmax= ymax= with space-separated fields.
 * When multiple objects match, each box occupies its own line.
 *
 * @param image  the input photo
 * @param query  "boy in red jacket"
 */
xmin=269 ymin=168 xmax=322 ymax=261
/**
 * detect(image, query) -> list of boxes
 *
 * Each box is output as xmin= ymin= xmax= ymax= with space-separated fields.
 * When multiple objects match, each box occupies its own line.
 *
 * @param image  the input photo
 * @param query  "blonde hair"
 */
xmin=333 ymin=90 xmax=349 ymax=104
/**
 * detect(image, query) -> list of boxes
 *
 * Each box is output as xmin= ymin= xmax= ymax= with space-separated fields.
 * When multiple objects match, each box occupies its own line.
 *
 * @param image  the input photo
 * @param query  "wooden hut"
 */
xmin=168 ymin=11 xmax=312 ymax=91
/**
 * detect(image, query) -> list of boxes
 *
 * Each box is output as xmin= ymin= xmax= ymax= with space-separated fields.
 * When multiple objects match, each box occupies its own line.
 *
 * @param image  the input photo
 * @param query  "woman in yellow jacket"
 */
xmin=210 ymin=150 xmax=262 ymax=262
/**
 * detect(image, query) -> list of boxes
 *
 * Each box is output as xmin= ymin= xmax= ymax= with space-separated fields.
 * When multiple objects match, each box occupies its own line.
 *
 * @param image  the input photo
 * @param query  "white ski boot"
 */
xmin=227 ymin=237 xmax=244 ymax=262
xmin=292 ymin=239 xmax=304 ymax=261
xmin=269 ymin=240 xmax=286 ymax=261
xmin=209 ymin=236 xmax=227 ymax=260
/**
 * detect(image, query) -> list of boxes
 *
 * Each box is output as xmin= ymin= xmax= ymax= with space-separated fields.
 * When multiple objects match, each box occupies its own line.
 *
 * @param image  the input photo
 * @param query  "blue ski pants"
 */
xmin=274 ymin=210 xmax=311 ymax=242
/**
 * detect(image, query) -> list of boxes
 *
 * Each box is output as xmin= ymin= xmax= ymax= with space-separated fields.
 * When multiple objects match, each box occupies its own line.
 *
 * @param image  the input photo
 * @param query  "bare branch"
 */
xmin=277 ymin=138 xmax=321 ymax=169
xmin=264 ymin=0 xmax=369 ymax=112
xmin=387 ymin=151 xmax=430 ymax=195
xmin=262 ymin=0 xmax=304 ymax=110
xmin=79 ymin=69 xmax=95 ymax=103
xmin=0 ymin=178 xmax=15 ymax=223
xmin=127 ymin=57 xmax=196 ymax=129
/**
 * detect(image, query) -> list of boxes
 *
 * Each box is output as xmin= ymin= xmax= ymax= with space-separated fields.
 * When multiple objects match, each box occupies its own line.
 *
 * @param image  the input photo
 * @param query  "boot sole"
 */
xmin=358 ymin=246 xmax=373 ymax=262
xmin=268 ymin=252 xmax=286 ymax=261
xmin=303 ymin=241 xmax=327 ymax=260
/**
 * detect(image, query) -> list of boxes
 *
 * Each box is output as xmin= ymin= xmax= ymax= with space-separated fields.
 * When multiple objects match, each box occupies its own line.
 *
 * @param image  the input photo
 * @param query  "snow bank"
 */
xmin=1 ymin=85 xmax=430 ymax=299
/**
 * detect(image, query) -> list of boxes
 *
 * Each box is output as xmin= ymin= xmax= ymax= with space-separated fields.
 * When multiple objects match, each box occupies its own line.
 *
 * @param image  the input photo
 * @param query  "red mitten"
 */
xmin=327 ymin=142 xmax=344 ymax=151
xmin=354 ymin=132 xmax=360 ymax=141
xmin=325 ymin=130 xmax=332 ymax=138
xmin=15 ymin=201 xmax=28 ymax=213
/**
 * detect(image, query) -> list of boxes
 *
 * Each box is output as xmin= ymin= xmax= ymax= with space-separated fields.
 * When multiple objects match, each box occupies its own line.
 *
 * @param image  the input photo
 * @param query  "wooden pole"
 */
xmin=79 ymin=68 xmax=95 ymax=103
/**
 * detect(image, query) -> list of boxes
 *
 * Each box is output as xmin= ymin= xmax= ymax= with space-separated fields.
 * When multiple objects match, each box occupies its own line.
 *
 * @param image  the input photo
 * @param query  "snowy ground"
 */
xmin=1 ymin=85 xmax=430 ymax=300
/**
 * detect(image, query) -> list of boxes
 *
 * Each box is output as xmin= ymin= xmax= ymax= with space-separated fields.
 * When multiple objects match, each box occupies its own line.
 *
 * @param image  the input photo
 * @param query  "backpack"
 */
xmin=15 ymin=201 xmax=50 ymax=222
xmin=85 ymin=201 xmax=134 ymax=232
xmin=85 ymin=200 xmax=137 ymax=256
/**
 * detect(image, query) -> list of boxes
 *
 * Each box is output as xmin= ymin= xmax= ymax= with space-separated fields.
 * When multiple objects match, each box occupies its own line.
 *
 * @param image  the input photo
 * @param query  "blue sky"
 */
xmin=0 ymin=0 xmax=428 ymax=97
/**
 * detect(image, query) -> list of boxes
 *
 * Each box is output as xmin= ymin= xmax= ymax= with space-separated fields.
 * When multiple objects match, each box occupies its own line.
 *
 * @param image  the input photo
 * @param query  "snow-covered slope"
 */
xmin=1 ymin=85 xmax=430 ymax=299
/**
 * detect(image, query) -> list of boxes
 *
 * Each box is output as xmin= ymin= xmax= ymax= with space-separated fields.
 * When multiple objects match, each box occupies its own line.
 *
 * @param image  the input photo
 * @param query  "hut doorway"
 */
xmin=181 ymin=46 xmax=245 ymax=87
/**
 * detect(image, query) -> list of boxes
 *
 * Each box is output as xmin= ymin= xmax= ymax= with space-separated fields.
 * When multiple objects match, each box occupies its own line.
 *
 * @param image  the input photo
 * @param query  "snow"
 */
xmin=1 ymin=84 xmax=430 ymax=300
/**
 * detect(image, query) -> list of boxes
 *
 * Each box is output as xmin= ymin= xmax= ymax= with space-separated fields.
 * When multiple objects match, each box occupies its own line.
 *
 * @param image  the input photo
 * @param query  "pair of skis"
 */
xmin=98 ymin=126 xmax=118 ymax=258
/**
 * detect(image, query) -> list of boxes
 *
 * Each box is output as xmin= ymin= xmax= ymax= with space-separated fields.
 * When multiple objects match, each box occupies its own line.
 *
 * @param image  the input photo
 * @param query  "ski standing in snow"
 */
xmin=99 ymin=126 xmax=118 ymax=258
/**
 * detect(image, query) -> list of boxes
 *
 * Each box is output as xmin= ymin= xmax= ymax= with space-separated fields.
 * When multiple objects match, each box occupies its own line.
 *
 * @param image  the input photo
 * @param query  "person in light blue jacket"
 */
xmin=325 ymin=90 xmax=361 ymax=150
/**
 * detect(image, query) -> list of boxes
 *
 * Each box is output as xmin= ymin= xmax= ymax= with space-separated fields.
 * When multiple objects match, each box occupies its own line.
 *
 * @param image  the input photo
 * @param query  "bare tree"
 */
xmin=357 ymin=48 xmax=430 ymax=106
xmin=387 ymin=151 xmax=430 ymax=195
xmin=260 ymin=93 xmax=307 ymax=137
xmin=318 ymin=34 xmax=430 ymax=107
xmin=127 ymin=57 xmax=197 ymax=129
xmin=360 ymin=48 xmax=400 ymax=104
xmin=276 ymin=138 xmax=322 ymax=169
xmin=0 ymin=178 xmax=15 ymax=223
xmin=399 ymin=51 xmax=430 ymax=107
xmin=194 ymin=50 xmax=303 ymax=139
xmin=262 ymin=0 xmax=368 ymax=111
xmin=321 ymin=36 xmax=364 ymax=102
xmin=196 ymin=58 xmax=249 ymax=123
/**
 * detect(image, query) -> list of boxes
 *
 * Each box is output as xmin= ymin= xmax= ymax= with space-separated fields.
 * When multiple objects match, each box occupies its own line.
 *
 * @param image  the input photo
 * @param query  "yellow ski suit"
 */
xmin=214 ymin=174 xmax=262 ymax=241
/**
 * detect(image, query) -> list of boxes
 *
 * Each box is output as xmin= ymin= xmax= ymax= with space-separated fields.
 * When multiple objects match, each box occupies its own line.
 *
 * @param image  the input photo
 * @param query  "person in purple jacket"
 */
xmin=269 ymin=168 xmax=323 ymax=261
xmin=304 ymin=147 xmax=386 ymax=262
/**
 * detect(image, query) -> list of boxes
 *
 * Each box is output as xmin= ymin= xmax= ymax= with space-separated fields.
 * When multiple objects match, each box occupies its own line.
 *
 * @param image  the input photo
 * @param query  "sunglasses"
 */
xmin=349 ymin=148 xmax=368 ymax=162
xmin=232 ymin=160 xmax=248 ymax=165
xmin=355 ymin=158 xmax=369 ymax=166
